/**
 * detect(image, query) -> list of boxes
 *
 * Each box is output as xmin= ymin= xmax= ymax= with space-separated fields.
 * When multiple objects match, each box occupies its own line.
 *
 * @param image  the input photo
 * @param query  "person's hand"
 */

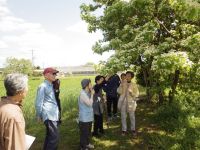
xmin=91 ymin=89 xmax=95 ymax=95
xmin=128 ymin=89 xmax=133 ymax=94
xmin=105 ymin=75 xmax=111 ymax=81
xmin=89 ymin=86 xmax=94 ymax=93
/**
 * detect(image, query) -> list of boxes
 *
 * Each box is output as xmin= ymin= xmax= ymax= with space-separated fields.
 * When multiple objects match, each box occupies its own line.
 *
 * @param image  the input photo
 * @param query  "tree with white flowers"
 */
xmin=81 ymin=0 xmax=200 ymax=103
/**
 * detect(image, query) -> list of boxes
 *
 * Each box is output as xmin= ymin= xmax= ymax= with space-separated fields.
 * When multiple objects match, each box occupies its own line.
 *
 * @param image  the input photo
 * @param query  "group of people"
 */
xmin=0 ymin=67 xmax=139 ymax=150
xmin=78 ymin=71 xmax=139 ymax=150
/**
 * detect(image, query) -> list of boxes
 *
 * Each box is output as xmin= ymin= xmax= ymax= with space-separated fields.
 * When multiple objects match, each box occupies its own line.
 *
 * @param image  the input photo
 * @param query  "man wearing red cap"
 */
xmin=35 ymin=67 xmax=60 ymax=150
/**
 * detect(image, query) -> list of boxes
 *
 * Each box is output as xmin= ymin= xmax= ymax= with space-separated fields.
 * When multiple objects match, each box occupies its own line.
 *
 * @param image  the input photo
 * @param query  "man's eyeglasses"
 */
xmin=52 ymin=73 xmax=57 ymax=76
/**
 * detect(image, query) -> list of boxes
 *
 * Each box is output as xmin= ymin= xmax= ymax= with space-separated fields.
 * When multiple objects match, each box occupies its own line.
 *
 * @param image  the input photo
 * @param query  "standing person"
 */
xmin=103 ymin=74 xmax=120 ymax=120
xmin=117 ymin=73 xmax=126 ymax=110
xmin=52 ymin=78 xmax=62 ymax=124
xmin=92 ymin=75 xmax=105 ymax=137
xmin=117 ymin=71 xmax=139 ymax=136
xmin=0 ymin=73 xmax=28 ymax=150
xmin=35 ymin=67 xmax=59 ymax=150
xmin=78 ymin=79 xmax=94 ymax=150
xmin=120 ymin=73 xmax=126 ymax=82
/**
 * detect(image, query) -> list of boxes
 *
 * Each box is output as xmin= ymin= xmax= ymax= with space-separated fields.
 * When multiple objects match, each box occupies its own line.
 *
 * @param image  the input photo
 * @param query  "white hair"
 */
xmin=4 ymin=73 xmax=28 ymax=96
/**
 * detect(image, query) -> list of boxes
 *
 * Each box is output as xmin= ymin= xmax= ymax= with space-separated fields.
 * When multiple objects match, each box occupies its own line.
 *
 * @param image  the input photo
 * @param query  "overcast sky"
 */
xmin=0 ymin=0 xmax=112 ymax=68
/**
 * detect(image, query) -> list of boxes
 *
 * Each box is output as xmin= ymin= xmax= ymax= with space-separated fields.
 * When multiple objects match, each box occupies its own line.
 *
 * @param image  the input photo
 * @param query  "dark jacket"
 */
xmin=103 ymin=74 xmax=120 ymax=98
xmin=93 ymin=84 xmax=104 ymax=115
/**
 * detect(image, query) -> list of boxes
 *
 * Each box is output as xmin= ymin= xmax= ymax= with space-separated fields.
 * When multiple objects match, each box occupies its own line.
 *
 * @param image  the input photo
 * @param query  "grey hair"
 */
xmin=4 ymin=73 xmax=28 ymax=96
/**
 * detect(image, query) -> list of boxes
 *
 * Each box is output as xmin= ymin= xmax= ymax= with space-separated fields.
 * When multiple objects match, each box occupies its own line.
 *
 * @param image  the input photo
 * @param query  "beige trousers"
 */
xmin=120 ymin=100 xmax=135 ymax=131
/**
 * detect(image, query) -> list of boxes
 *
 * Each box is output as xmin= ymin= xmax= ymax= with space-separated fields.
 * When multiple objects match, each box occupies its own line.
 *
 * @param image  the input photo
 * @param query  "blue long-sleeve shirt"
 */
xmin=35 ymin=80 xmax=59 ymax=122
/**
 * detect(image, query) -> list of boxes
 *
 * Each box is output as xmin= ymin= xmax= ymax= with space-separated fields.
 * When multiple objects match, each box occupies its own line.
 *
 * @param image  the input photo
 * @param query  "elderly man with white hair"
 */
xmin=0 ymin=73 xmax=28 ymax=150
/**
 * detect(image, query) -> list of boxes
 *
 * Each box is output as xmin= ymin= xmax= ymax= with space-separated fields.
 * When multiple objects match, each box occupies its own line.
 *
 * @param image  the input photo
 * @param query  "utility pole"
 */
xmin=31 ymin=49 xmax=35 ymax=68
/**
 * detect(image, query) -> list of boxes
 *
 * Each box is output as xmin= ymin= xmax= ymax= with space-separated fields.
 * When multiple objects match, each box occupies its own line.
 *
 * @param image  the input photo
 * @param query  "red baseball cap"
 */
xmin=43 ymin=67 xmax=59 ymax=75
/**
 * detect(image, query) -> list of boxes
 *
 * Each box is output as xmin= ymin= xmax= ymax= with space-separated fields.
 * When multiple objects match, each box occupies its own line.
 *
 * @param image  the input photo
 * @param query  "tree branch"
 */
xmin=155 ymin=17 xmax=177 ymax=40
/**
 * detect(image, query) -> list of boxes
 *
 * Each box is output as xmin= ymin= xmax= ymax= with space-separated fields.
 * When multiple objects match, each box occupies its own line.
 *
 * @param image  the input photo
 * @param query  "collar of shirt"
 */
xmin=44 ymin=79 xmax=53 ymax=86
xmin=1 ymin=96 xmax=22 ymax=108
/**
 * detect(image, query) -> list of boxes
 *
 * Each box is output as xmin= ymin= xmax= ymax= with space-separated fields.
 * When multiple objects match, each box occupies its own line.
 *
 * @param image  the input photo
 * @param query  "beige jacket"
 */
xmin=117 ymin=81 xmax=139 ymax=112
xmin=0 ymin=97 xmax=25 ymax=150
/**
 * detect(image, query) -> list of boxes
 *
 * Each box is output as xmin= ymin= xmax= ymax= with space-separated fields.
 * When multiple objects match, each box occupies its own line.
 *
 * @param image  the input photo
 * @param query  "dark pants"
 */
xmin=55 ymin=92 xmax=61 ymax=122
xmin=107 ymin=95 xmax=118 ymax=117
xmin=79 ymin=121 xmax=92 ymax=150
xmin=43 ymin=120 xmax=59 ymax=150
xmin=93 ymin=114 xmax=104 ymax=135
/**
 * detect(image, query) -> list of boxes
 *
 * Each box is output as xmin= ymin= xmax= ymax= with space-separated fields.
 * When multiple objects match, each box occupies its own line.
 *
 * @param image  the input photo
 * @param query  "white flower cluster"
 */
xmin=152 ymin=51 xmax=193 ymax=74
xmin=121 ymin=0 xmax=130 ymax=2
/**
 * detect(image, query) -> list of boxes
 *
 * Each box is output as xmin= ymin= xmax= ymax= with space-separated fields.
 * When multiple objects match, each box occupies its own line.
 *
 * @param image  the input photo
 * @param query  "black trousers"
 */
xmin=93 ymin=114 xmax=103 ymax=134
xmin=55 ymin=92 xmax=61 ymax=121
xmin=106 ymin=95 xmax=118 ymax=117
xmin=43 ymin=120 xmax=59 ymax=150
xmin=79 ymin=121 xmax=92 ymax=150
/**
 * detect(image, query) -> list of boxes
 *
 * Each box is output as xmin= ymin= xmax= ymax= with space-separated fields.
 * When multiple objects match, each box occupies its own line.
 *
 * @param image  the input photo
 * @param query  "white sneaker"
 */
xmin=86 ymin=143 xmax=94 ymax=149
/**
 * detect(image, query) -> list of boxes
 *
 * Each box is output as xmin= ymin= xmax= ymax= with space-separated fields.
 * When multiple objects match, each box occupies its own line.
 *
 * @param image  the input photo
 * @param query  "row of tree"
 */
xmin=1 ymin=57 xmax=41 ymax=76
xmin=81 ymin=0 xmax=200 ymax=103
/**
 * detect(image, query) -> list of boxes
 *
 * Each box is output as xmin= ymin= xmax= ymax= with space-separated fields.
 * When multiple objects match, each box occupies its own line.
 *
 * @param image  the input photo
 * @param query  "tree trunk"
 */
xmin=169 ymin=70 xmax=180 ymax=104
xmin=158 ymin=90 xmax=164 ymax=104
xmin=146 ymin=88 xmax=150 ymax=102
xmin=142 ymin=67 xmax=152 ymax=102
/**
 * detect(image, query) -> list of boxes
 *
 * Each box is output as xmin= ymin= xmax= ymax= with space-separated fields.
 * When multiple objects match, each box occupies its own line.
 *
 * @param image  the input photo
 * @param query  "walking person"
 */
xmin=0 ymin=73 xmax=28 ymax=150
xmin=117 ymin=71 xmax=139 ymax=136
xmin=92 ymin=75 xmax=105 ymax=137
xmin=78 ymin=79 xmax=94 ymax=150
xmin=35 ymin=67 xmax=60 ymax=150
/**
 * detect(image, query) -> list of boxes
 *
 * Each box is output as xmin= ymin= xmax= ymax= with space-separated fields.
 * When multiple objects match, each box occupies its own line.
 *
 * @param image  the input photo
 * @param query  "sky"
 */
xmin=0 ymin=0 xmax=113 ymax=68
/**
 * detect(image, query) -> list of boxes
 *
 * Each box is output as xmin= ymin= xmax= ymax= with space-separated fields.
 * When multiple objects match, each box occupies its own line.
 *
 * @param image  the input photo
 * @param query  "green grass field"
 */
xmin=0 ymin=76 xmax=166 ymax=150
